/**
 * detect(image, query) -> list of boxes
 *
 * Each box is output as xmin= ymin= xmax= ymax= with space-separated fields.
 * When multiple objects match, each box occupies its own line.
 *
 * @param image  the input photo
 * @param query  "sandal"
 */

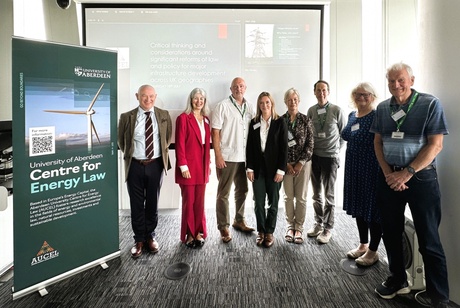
xmin=285 ymin=229 xmax=294 ymax=243
xmin=294 ymin=230 xmax=304 ymax=244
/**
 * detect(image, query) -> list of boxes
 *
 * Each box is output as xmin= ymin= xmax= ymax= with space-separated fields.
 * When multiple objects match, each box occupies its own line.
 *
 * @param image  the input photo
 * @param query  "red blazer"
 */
xmin=175 ymin=113 xmax=211 ymax=185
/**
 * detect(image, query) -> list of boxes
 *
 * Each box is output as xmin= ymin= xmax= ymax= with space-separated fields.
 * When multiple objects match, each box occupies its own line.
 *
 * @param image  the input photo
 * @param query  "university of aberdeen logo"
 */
xmin=74 ymin=66 xmax=111 ymax=79
xmin=31 ymin=241 xmax=60 ymax=266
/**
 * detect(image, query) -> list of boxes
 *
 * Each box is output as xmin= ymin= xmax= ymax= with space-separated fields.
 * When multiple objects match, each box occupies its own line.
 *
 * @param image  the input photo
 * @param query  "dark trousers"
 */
xmin=127 ymin=159 xmax=164 ymax=242
xmin=252 ymin=173 xmax=281 ymax=234
xmin=356 ymin=217 xmax=382 ymax=252
xmin=310 ymin=154 xmax=339 ymax=229
xmin=376 ymin=168 xmax=449 ymax=302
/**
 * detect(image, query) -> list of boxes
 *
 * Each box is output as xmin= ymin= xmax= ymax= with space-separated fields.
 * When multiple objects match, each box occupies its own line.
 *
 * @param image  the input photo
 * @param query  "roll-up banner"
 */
xmin=12 ymin=37 xmax=120 ymax=299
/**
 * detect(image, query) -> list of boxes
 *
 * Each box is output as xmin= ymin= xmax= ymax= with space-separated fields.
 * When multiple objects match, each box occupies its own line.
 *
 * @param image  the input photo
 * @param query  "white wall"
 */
xmin=417 ymin=0 xmax=460 ymax=304
xmin=0 ymin=0 xmax=13 ymax=121
xmin=0 ymin=0 xmax=79 ymax=122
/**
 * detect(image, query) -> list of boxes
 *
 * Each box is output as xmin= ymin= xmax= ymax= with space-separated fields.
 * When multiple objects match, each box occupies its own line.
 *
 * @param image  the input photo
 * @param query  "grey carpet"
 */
xmin=0 ymin=207 xmax=454 ymax=308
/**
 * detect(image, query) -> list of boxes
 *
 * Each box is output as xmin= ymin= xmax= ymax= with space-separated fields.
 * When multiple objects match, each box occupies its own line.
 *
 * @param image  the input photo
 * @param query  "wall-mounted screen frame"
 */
xmin=82 ymin=2 xmax=325 ymax=119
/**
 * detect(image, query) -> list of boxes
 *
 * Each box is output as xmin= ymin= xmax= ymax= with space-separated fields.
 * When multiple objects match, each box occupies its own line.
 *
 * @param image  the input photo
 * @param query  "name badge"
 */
xmin=391 ymin=109 xmax=406 ymax=121
xmin=204 ymin=118 xmax=209 ymax=125
xmin=318 ymin=132 xmax=326 ymax=138
xmin=288 ymin=131 xmax=294 ymax=140
xmin=317 ymin=108 xmax=327 ymax=115
xmin=288 ymin=140 xmax=297 ymax=147
xmin=351 ymin=123 xmax=360 ymax=132
xmin=391 ymin=131 xmax=405 ymax=139
xmin=253 ymin=122 xmax=261 ymax=130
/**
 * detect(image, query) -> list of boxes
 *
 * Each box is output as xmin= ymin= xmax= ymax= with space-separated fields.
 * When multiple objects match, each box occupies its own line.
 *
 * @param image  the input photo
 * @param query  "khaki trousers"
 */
xmin=215 ymin=162 xmax=248 ymax=230
xmin=283 ymin=160 xmax=312 ymax=232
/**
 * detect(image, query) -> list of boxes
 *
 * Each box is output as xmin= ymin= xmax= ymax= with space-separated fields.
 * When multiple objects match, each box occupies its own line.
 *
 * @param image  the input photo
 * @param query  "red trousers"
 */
xmin=179 ymin=184 xmax=207 ymax=242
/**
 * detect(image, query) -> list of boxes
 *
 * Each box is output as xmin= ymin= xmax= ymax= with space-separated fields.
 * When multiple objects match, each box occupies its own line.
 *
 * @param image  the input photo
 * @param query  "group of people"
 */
xmin=118 ymin=62 xmax=449 ymax=308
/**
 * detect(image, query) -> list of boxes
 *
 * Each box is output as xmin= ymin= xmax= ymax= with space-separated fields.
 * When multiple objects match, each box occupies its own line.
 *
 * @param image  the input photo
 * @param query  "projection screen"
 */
xmin=83 ymin=3 xmax=324 ymax=136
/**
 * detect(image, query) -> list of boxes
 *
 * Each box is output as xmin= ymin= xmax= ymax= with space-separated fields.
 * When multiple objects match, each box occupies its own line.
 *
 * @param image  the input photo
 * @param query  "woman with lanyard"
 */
xmin=282 ymin=88 xmax=314 ymax=244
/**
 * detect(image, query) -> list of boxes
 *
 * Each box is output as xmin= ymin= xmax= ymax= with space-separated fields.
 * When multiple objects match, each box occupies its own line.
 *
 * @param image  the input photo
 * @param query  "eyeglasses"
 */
xmin=354 ymin=92 xmax=372 ymax=99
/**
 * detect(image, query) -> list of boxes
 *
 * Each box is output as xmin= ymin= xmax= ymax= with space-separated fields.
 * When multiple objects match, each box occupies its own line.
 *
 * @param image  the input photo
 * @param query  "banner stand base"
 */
xmin=38 ymin=288 xmax=48 ymax=297
xmin=12 ymin=250 xmax=120 ymax=300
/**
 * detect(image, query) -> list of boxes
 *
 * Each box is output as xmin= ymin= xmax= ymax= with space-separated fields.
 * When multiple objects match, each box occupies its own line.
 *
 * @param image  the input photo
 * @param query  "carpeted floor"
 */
xmin=2 ymin=203 xmax=454 ymax=308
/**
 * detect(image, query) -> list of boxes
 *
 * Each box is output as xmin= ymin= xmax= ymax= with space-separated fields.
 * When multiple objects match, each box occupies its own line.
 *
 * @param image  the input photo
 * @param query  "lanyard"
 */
xmin=392 ymin=92 xmax=419 ymax=131
xmin=317 ymin=103 xmax=329 ymax=131
xmin=230 ymin=95 xmax=246 ymax=119
xmin=285 ymin=112 xmax=297 ymax=130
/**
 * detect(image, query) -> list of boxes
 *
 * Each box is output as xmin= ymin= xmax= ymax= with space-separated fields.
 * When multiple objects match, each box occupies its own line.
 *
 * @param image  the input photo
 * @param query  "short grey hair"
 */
xmin=386 ymin=62 xmax=414 ymax=79
xmin=284 ymin=87 xmax=301 ymax=103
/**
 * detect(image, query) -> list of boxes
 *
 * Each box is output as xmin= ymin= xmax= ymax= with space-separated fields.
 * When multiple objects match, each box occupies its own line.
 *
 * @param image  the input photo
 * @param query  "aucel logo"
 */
xmin=31 ymin=241 xmax=60 ymax=266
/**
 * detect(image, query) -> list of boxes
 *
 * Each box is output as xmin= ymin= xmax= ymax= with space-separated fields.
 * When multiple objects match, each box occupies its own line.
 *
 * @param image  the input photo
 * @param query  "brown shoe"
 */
xmin=146 ymin=238 xmax=159 ymax=253
xmin=220 ymin=228 xmax=232 ymax=243
xmin=264 ymin=233 xmax=275 ymax=248
xmin=256 ymin=232 xmax=265 ymax=246
xmin=232 ymin=220 xmax=255 ymax=233
xmin=131 ymin=242 xmax=143 ymax=258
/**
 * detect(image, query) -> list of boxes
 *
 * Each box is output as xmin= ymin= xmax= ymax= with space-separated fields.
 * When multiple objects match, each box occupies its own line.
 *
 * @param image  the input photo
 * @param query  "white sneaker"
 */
xmin=316 ymin=229 xmax=332 ymax=244
xmin=306 ymin=224 xmax=323 ymax=237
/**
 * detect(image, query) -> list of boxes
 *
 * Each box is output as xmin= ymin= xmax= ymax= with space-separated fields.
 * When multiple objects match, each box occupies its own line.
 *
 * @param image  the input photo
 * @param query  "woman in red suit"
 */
xmin=175 ymin=88 xmax=211 ymax=248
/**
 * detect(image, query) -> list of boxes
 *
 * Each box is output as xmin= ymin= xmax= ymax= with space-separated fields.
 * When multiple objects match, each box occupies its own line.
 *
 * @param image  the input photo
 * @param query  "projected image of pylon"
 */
xmin=248 ymin=27 xmax=268 ymax=58
xmin=43 ymin=83 xmax=104 ymax=150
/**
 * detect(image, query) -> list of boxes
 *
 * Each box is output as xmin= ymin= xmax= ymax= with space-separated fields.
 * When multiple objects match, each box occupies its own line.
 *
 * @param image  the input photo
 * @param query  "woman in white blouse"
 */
xmin=246 ymin=92 xmax=288 ymax=248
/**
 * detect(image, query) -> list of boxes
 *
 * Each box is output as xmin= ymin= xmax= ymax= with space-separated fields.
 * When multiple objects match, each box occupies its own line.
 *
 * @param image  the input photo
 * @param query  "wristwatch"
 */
xmin=406 ymin=165 xmax=416 ymax=175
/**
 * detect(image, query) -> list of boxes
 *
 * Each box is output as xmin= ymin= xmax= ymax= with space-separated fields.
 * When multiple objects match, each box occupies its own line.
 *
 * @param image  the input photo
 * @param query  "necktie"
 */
xmin=145 ymin=112 xmax=153 ymax=158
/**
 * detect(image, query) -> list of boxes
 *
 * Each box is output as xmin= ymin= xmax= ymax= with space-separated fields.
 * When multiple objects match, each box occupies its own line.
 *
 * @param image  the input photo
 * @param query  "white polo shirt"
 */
xmin=212 ymin=96 xmax=255 ymax=162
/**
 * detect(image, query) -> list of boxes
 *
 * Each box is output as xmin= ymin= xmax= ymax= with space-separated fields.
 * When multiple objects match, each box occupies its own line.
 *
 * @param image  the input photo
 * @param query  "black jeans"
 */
xmin=252 ymin=173 xmax=281 ymax=234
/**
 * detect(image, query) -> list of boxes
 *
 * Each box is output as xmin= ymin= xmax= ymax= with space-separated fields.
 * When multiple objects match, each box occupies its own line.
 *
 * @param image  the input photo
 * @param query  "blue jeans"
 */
xmin=376 ymin=168 xmax=449 ymax=302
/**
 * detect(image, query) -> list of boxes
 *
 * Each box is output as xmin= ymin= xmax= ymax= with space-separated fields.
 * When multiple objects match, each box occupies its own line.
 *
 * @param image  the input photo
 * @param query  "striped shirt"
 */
xmin=370 ymin=90 xmax=449 ymax=166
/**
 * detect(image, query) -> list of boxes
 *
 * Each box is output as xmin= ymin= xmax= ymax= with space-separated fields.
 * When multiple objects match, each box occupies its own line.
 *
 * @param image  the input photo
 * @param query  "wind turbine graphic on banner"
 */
xmin=44 ymin=83 xmax=104 ymax=150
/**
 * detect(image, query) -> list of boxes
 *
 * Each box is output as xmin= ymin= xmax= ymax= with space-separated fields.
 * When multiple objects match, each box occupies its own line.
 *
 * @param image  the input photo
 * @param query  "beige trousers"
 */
xmin=283 ymin=160 xmax=312 ymax=232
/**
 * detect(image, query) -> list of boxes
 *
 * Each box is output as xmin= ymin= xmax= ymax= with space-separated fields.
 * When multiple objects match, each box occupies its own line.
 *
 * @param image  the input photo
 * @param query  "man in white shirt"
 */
xmin=212 ymin=77 xmax=255 ymax=242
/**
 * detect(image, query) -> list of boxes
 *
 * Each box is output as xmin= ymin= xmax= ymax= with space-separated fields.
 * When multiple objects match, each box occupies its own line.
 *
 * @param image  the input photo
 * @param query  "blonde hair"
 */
xmin=284 ymin=87 xmax=300 ymax=103
xmin=254 ymin=92 xmax=279 ymax=121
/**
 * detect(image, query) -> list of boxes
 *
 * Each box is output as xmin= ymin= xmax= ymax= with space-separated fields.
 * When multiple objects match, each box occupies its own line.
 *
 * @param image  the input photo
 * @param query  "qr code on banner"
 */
xmin=29 ymin=126 xmax=56 ymax=157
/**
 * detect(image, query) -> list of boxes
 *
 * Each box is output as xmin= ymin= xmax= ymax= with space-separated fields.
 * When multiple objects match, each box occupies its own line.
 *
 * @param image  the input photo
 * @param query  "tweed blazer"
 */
xmin=118 ymin=106 xmax=172 ymax=181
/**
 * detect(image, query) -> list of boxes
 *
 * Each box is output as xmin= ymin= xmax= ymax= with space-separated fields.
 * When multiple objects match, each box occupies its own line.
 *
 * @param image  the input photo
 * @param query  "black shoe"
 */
xmin=195 ymin=238 xmax=205 ymax=248
xmin=195 ymin=233 xmax=205 ymax=248
xmin=185 ymin=240 xmax=195 ymax=248
xmin=185 ymin=234 xmax=195 ymax=248
xmin=375 ymin=277 xmax=410 ymax=299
